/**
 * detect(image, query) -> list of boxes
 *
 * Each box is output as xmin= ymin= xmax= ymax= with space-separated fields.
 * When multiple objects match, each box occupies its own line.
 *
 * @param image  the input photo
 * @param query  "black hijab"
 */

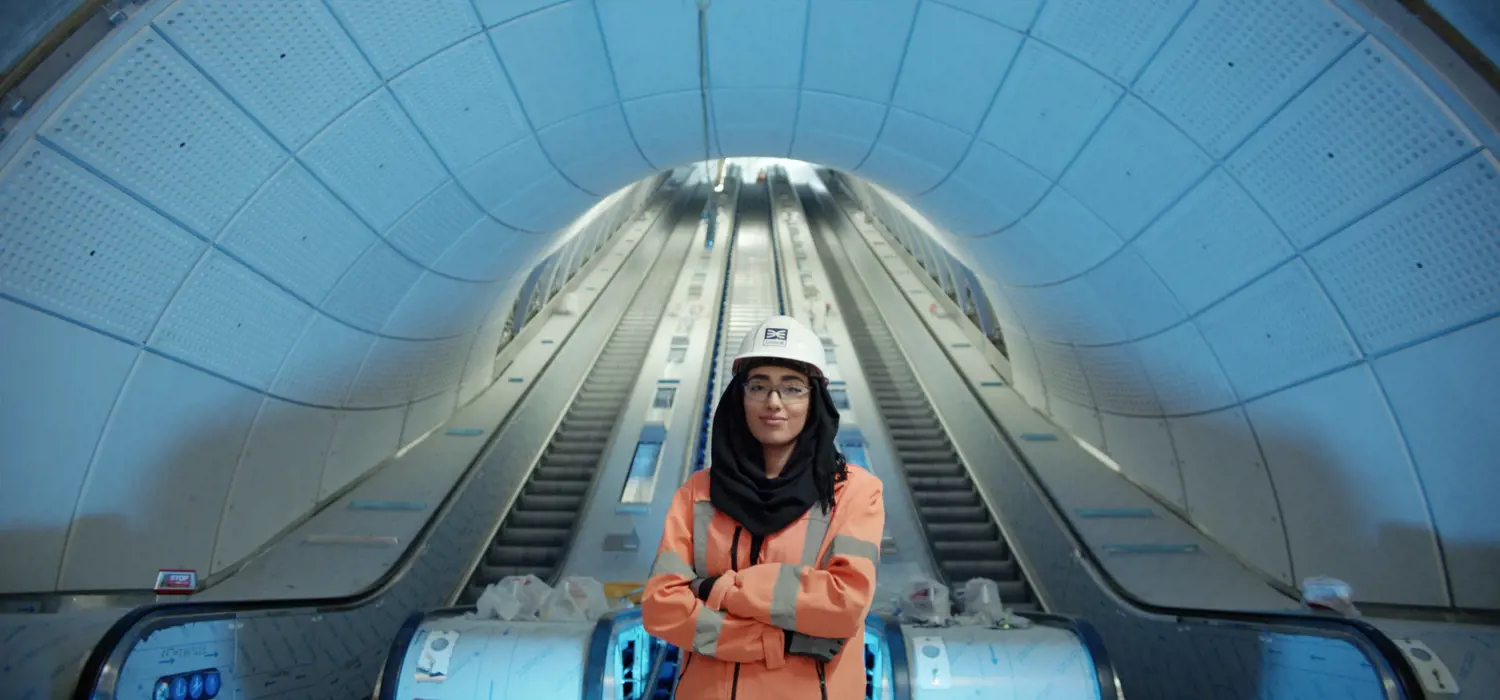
xmin=709 ymin=359 xmax=848 ymax=537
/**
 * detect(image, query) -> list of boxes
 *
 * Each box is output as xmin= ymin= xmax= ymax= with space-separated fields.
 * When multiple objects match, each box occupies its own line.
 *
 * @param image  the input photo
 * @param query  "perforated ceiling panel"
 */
xmin=157 ymin=0 xmax=379 ymax=149
xmin=1133 ymin=168 xmax=1295 ymax=313
xmin=150 ymin=252 xmax=313 ymax=391
xmin=382 ymin=180 xmax=487 ymax=269
xmin=858 ymin=109 xmax=969 ymax=195
xmin=979 ymin=39 xmax=1122 ymax=179
xmin=1307 ymin=151 xmax=1500 ymax=354
xmin=1227 ymin=37 xmax=1479 ymax=248
xmin=1134 ymin=0 xmax=1363 ymax=157
xmin=801 ymin=0 xmax=916 ymax=101
xmin=978 ymin=188 xmax=1124 ymax=285
xmin=390 ymin=35 xmax=529 ymax=174
xmin=299 ymin=90 xmax=448 ymax=231
xmin=707 ymin=0 xmax=806 ymax=89
xmin=324 ymin=0 xmax=481 ymax=79
xmin=0 ymin=143 xmax=205 ymax=341
xmin=1061 ymin=96 xmax=1214 ymax=238
xmin=1031 ymin=0 xmax=1193 ymax=83
xmin=217 ymin=162 xmax=375 ymax=301
xmin=43 ymin=32 xmax=285 ymax=236
xmin=892 ymin=1 xmax=1020 ymax=133
xmin=1196 ymin=260 xmax=1361 ymax=399
xmin=2 ymin=0 xmax=1494 ymax=608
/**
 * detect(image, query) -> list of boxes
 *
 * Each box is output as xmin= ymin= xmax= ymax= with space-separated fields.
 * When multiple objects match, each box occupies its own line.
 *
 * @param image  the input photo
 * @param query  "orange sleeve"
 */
xmin=641 ymin=483 xmax=789 ymax=668
xmin=707 ymin=479 xmax=884 ymax=639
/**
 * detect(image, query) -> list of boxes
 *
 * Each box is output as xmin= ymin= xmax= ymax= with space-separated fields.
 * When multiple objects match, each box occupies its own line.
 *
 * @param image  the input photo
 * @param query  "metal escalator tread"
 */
xmin=802 ymin=187 xmax=1035 ymax=608
xmin=458 ymin=194 xmax=702 ymax=604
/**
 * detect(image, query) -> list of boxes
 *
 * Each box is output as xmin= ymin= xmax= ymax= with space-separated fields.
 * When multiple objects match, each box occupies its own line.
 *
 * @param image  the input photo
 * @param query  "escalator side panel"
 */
xmin=809 ymin=181 xmax=1405 ymax=700
xmin=83 ymin=180 xmax=693 ymax=700
xmin=460 ymin=193 xmax=705 ymax=601
xmin=801 ymin=186 xmax=1035 ymax=609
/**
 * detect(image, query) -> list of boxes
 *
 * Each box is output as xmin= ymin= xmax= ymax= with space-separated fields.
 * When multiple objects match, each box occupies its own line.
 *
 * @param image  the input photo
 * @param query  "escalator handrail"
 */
xmin=692 ymin=181 xmax=743 ymax=473
xmin=70 ymin=179 xmax=683 ymax=700
xmin=583 ymin=609 xmax=639 ymax=700
xmin=1013 ymin=611 xmax=1121 ymax=700
xmin=762 ymin=178 xmax=788 ymax=316
xmin=811 ymin=175 xmax=1426 ymax=700
xmin=880 ymin=615 xmax=913 ymax=700
xmin=373 ymin=610 xmax=427 ymax=700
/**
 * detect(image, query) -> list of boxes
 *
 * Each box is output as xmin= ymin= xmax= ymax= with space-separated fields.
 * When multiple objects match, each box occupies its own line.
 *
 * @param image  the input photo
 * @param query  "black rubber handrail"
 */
xmin=879 ymin=616 xmax=912 ymax=700
xmin=372 ymin=610 xmax=426 ymax=700
xmin=582 ymin=610 xmax=637 ymax=700
xmin=810 ymin=172 xmax=1426 ymax=700
xmin=691 ymin=178 xmax=743 ymax=474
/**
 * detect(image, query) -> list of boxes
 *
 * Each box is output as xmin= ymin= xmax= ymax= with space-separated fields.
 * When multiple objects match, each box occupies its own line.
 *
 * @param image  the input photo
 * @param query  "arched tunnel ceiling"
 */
xmin=0 ymin=0 xmax=1497 ymax=608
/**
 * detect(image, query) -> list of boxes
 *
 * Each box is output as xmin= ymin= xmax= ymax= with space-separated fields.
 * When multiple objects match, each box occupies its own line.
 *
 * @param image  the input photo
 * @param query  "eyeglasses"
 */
xmin=744 ymin=381 xmax=811 ymax=404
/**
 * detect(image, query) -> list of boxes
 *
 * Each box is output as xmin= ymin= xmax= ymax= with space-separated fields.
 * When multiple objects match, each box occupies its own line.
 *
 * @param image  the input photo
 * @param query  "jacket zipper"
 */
xmin=729 ymin=526 xmax=743 ymax=700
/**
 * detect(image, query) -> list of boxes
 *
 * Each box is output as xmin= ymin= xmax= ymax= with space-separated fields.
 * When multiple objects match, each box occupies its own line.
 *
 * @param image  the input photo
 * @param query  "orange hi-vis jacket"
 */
xmin=642 ymin=465 xmax=885 ymax=700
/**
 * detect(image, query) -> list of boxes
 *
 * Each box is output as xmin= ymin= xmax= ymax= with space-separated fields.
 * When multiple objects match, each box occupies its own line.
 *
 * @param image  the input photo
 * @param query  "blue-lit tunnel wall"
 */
xmin=0 ymin=0 xmax=1496 ymax=613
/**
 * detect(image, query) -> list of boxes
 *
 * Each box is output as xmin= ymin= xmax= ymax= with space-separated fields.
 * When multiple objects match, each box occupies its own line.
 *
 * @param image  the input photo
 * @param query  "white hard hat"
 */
xmin=731 ymin=315 xmax=826 ymax=379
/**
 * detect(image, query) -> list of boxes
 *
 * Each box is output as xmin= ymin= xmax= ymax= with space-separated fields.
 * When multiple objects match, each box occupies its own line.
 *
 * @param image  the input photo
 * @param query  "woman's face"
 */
xmin=742 ymin=364 xmax=812 ymax=448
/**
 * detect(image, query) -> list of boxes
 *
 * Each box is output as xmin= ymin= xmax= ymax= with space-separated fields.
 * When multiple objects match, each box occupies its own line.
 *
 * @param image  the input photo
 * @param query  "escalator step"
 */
xmin=903 ymin=463 xmax=966 ymax=477
xmin=496 ymin=527 xmax=570 ymax=546
xmin=564 ymin=413 xmax=617 ymax=425
xmin=898 ymin=449 xmax=955 ymax=462
xmin=887 ymin=427 xmax=945 ymax=440
xmin=908 ymin=476 xmax=972 ymax=491
xmin=926 ymin=522 xmax=997 ymax=540
xmin=488 ymin=545 xmax=561 ymax=567
xmin=913 ymin=491 xmax=979 ymax=507
xmin=918 ymin=505 xmax=988 ymax=523
xmin=549 ymin=440 xmax=609 ymax=455
xmin=482 ymin=565 xmax=550 ymax=582
xmin=541 ymin=453 xmax=599 ymax=468
xmin=526 ymin=480 xmax=590 ymax=496
xmin=897 ymin=438 xmax=951 ymax=452
xmin=883 ymin=408 xmax=936 ymax=418
xmin=555 ymin=428 xmax=613 ymax=442
xmin=931 ymin=540 xmax=1008 ymax=559
xmin=535 ymin=466 xmax=595 ymax=481
xmin=941 ymin=559 xmax=1018 ymax=583
xmin=573 ymin=399 xmax=626 ymax=411
xmin=519 ymin=493 xmax=582 ymax=511
xmin=508 ymin=510 xmax=576 ymax=528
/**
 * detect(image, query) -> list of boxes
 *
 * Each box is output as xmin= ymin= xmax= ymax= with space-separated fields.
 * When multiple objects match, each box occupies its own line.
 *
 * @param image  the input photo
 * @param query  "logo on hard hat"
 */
xmin=763 ymin=328 xmax=788 ymax=346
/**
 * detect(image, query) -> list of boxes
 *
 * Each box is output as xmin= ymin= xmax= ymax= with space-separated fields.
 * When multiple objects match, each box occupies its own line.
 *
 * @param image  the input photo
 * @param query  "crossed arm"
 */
xmin=640 ymin=482 xmax=884 ymax=667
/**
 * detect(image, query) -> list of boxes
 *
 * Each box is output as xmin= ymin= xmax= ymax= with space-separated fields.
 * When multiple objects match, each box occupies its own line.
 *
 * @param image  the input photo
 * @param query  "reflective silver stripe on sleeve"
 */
xmin=821 ymin=534 xmax=881 ymax=568
xmin=769 ymin=563 xmax=802 ymax=631
xmin=694 ymin=606 xmax=724 ymax=656
xmin=651 ymin=550 xmax=694 ymax=579
xmin=692 ymin=501 xmax=716 ymax=577
xmin=801 ymin=506 xmax=832 ymax=568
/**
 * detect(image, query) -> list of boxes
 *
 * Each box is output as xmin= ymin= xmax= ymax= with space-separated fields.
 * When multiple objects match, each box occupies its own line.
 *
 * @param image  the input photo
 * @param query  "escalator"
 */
xmin=709 ymin=180 xmax=783 ymax=412
xmin=800 ymin=184 xmax=1035 ymax=610
xmin=460 ymin=188 xmax=706 ymax=602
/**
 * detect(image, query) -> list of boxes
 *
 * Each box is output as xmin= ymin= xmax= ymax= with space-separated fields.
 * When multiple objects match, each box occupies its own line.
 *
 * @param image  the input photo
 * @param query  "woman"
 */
xmin=642 ymin=315 xmax=886 ymax=700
